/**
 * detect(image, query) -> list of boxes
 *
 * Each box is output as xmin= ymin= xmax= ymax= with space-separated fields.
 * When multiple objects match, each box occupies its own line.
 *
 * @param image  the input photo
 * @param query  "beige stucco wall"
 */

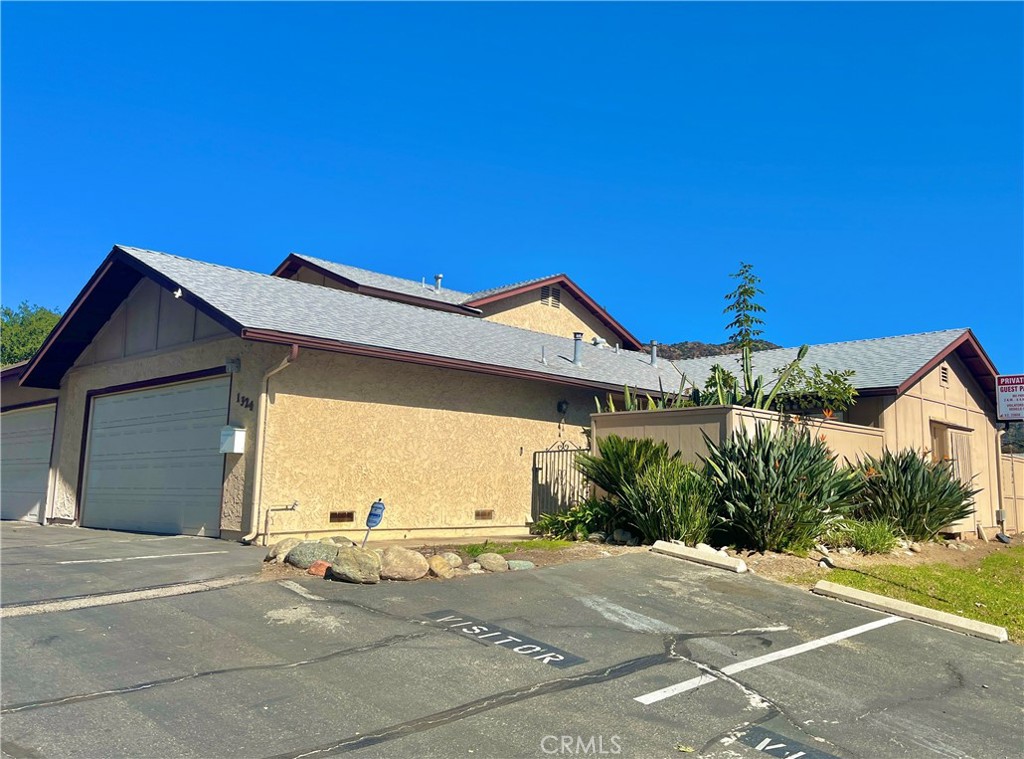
xmin=1000 ymin=454 xmax=1023 ymax=535
xmin=257 ymin=349 xmax=595 ymax=542
xmin=2 ymin=375 xmax=58 ymax=408
xmin=590 ymin=406 xmax=884 ymax=466
xmin=879 ymin=354 xmax=1001 ymax=531
xmin=478 ymin=288 xmax=622 ymax=346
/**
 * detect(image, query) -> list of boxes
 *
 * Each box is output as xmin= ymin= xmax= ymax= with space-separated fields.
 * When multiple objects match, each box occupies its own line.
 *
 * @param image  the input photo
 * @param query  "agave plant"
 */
xmin=852 ymin=449 xmax=977 ymax=541
xmin=702 ymin=423 xmax=861 ymax=553
xmin=575 ymin=435 xmax=677 ymax=504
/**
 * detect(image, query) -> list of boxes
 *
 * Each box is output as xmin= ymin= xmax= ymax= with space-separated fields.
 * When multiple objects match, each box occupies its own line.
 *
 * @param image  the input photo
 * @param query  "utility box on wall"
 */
xmin=219 ymin=426 xmax=246 ymax=454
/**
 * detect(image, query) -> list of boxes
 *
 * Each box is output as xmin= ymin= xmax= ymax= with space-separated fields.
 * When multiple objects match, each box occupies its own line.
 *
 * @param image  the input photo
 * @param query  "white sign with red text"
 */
xmin=996 ymin=374 xmax=1024 ymax=421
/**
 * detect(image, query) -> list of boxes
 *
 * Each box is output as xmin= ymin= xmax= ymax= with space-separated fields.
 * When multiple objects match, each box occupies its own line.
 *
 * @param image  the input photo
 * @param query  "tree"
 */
xmin=723 ymin=262 xmax=766 ymax=350
xmin=1 ymin=302 xmax=61 ymax=365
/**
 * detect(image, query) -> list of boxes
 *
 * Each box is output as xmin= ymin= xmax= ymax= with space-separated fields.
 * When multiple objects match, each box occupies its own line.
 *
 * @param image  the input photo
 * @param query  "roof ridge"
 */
xmin=672 ymin=328 xmax=970 ymax=365
xmin=288 ymin=251 xmax=473 ymax=298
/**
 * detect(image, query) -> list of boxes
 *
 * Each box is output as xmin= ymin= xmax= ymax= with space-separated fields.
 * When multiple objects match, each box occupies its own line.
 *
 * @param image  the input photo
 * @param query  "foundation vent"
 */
xmin=329 ymin=511 xmax=355 ymax=523
xmin=474 ymin=509 xmax=494 ymax=521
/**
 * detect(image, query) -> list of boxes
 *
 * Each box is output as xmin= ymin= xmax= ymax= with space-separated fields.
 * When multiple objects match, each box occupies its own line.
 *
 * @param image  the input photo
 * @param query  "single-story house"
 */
xmin=2 ymin=245 xmax=1016 ymax=541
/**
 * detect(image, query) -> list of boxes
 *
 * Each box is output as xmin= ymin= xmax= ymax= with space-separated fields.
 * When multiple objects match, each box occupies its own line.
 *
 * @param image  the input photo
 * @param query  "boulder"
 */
xmin=427 ymin=555 xmax=455 ymax=579
xmin=506 ymin=560 xmax=535 ymax=571
xmin=329 ymin=536 xmax=357 ymax=547
xmin=441 ymin=552 xmax=463 ymax=568
xmin=307 ymin=560 xmax=331 ymax=578
xmin=285 ymin=541 xmax=341 ymax=569
xmin=909 ymin=542 xmax=922 ymax=553
xmin=466 ymin=562 xmax=484 ymax=573
xmin=587 ymin=532 xmax=607 ymax=544
xmin=328 ymin=547 xmax=381 ymax=584
xmin=476 ymin=552 xmax=508 ymax=572
xmin=380 ymin=546 xmax=429 ymax=581
xmin=611 ymin=529 xmax=634 ymax=545
xmin=266 ymin=537 xmax=302 ymax=562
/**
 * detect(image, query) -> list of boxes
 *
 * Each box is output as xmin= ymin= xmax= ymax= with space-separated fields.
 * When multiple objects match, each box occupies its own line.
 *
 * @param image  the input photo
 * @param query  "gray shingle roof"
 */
xmin=288 ymin=253 xmax=472 ymax=305
xmin=120 ymin=246 xmax=681 ymax=393
xmin=464 ymin=274 xmax=563 ymax=302
xmin=672 ymin=329 xmax=969 ymax=391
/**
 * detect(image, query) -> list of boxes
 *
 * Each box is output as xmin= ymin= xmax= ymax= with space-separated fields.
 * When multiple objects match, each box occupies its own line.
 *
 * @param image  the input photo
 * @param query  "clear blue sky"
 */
xmin=3 ymin=3 xmax=1021 ymax=372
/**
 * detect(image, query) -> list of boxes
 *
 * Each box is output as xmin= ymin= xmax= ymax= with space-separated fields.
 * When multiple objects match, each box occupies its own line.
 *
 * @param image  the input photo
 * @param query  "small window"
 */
xmin=540 ymin=286 xmax=561 ymax=308
xmin=474 ymin=509 xmax=494 ymax=521
xmin=940 ymin=365 xmax=950 ymax=386
xmin=329 ymin=511 xmax=355 ymax=523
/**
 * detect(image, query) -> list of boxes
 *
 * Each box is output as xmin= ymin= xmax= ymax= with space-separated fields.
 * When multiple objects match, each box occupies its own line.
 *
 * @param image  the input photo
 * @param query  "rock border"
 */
xmin=650 ymin=540 xmax=748 ymax=573
xmin=812 ymin=580 xmax=1008 ymax=644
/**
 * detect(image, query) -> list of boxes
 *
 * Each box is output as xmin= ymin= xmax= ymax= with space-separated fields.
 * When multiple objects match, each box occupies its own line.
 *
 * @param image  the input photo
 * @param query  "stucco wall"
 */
xmin=2 ymin=376 xmax=59 ymax=409
xmin=881 ymin=353 xmax=1001 ymax=530
xmin=258 ymin=349 xmax=595 ymax=541
xmin=478 ymin=288 xmax=622 ymax=346
xmin=44 ymin=334 xmax=276 ymax=532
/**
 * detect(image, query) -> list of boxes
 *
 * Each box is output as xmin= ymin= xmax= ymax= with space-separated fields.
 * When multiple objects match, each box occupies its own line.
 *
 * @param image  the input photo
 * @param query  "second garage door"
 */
xmin=81 ymin=376 xmax=230 ymax=536
xmin=1 ymin=404 xmax=56 ymax=522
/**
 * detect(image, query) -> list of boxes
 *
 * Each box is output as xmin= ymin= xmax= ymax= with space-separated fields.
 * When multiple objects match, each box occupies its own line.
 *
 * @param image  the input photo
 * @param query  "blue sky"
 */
xmin=3 ymin=3 xmax=1021 ymax=371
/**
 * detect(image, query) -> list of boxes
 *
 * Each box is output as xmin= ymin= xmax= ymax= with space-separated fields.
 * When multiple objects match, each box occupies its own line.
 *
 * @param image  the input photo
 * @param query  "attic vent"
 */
xmin=541 ymin=285 xmax=561 ymax=308
xmin=329 ymin=511 xmax=355 ymax=524
xmin=940 ymin=365 xmax=950 ymax=386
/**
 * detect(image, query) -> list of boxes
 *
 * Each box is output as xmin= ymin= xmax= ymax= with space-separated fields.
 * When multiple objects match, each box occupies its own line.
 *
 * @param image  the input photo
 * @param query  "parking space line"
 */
xmin=635 ymin=615 xmax=903 ymax=704
xmin=56 ymin=550 xmax=228 ymax=565
xmin=279 ymin=580 xmax=325 ymax=601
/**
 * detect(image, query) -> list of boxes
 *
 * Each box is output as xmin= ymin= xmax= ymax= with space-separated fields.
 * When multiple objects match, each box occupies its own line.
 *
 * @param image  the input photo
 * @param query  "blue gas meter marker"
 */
xmin=361 ymin=499 xmax=386 ymax=547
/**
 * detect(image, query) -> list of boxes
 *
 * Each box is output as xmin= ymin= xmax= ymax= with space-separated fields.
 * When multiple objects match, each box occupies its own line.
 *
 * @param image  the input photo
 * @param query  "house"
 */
xmin=594 ymin=329 xmax=1019 ymax=536
xmin=1 ymin=246 xmax=673 ymax=542
xmin=2 ymin=244 xmax=1016 ymax=541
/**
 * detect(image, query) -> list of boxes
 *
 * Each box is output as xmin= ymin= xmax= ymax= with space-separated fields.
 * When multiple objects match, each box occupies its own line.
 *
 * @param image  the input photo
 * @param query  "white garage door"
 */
xmin=1 ymin=404 xmax=56 ymax=522
xmin=81 ymin=376 xmax=229 ymax=536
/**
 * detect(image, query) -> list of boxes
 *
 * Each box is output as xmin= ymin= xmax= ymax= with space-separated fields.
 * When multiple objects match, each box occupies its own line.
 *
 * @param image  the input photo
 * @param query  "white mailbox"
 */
xmin=219 ymin=426 xmax=246 ymax=454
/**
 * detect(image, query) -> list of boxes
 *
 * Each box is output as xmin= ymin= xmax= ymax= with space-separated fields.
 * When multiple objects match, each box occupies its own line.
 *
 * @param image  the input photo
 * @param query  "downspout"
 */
xmin=241 ymin=344 xmax=299 ymax=544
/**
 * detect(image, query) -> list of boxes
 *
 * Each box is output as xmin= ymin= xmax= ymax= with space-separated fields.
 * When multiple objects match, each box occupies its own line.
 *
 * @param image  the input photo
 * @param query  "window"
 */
xmin=540 ymin=286 xmax=561 ymax=308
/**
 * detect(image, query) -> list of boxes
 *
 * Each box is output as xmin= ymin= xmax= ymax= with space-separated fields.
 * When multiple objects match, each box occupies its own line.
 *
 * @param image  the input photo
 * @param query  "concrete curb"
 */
xmin=812 ymin=580 xmax=1008 ymax=643
xmin=651 ymin=541 xmax=748 ymax=573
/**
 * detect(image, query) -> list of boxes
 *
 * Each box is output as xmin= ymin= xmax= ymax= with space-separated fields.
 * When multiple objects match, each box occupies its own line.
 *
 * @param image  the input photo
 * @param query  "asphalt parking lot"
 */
xmin=2 ymin=523 xmax=1022 ymax=759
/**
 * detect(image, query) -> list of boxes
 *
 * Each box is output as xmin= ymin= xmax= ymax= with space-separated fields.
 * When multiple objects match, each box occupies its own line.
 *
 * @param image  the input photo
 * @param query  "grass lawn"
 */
xmin=462 ymin=538 xmax=575 ymax=557
xmin=809 ymin=546 xmax=1024 ymax=643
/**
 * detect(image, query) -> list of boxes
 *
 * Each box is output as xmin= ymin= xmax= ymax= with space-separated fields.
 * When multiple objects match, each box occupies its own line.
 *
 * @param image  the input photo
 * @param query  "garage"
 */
xmin=81 ymin=375 xmax=230 ymax=536
xmin=0 ymin=404 xmax=56 ymax=522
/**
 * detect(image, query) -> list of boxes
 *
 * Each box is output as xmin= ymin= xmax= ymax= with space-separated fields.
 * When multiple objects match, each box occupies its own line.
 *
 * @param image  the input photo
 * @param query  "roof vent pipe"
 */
xmin=572 ymin=332 xmax=584 ymax=366
xmin=434 ymin=274 xmax=443 ymax=292
xmin=650 ymin=340 xmax=659 ymax=367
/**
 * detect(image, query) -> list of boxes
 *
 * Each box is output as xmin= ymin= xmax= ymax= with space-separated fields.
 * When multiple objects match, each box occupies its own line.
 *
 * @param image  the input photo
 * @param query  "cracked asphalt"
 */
xmin=2 ymin=523 xmax=1022 ymax=759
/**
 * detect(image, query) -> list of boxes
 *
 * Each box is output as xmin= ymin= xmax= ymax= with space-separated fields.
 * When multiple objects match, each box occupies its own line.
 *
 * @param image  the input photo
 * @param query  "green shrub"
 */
xmin=532 ymin=498 xmax=615 ymax=540
xmin=619 ymin=458 xmax=715 ymax=545
xmin=576 ymin=435 xmax=677 ymax=504
xmin=853 ymin=449 xmax=977 ymax=541
xmin=702 ymin=423 xmax=861 ymax=553
xmin=820 ymin=518 xmax=853 ymax=548
xmin=848 ymin=519 xmax=899 ymax=554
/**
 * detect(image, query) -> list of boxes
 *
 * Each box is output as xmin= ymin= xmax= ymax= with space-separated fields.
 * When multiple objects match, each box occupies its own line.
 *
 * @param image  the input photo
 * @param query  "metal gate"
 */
xmin=531 ymin=441 xmax=588 ymax=520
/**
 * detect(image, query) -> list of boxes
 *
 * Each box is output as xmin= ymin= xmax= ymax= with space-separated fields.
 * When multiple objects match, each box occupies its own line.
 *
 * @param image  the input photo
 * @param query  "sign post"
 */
xmin=361 ymin=499 xmax=386 ymax=548
xmin=996 ymin=375 xmax=1024 ymax=421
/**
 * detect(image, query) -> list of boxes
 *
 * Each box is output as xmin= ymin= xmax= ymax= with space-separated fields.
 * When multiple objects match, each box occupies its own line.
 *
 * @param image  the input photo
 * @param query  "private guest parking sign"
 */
xmin=996 ymin=374 xmax=1024 ymax=421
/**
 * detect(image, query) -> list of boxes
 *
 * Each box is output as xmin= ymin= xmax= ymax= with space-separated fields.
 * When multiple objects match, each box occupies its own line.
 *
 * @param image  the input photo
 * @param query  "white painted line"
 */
xmin=56 ymin=550 xmax=228 ymax=565
xmin=279 ymin=580 xmax=325 ymax=601
xmin=1 ymin=576 xmax=253 ymax=618
xmin=635 ymin=615 xmax=902 ymax=704
xmin=578 ymin=596 xmax=680 ymax=633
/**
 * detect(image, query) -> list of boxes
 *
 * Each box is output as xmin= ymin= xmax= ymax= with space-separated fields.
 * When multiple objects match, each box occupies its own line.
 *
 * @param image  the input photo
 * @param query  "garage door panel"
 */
xmin=0 ymin=405 xmax=56 ymax=522
xmin=82 ymin=376 xmax=228 ymax=536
